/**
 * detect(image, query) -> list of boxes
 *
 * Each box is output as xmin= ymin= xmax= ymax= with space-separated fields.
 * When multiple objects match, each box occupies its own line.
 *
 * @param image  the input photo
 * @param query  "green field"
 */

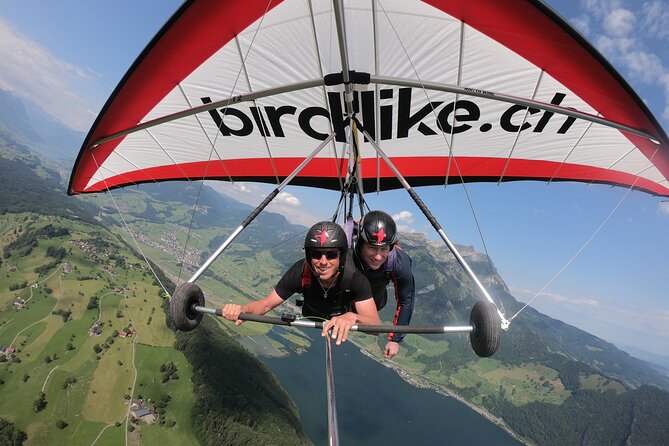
xmin=0 ymin=214 xmax=197 ymax=445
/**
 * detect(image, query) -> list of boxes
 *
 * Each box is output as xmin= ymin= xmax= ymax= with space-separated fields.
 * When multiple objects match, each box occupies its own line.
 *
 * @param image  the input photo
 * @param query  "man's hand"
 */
xmin=322 ymin=312 xmax=357 ymax=345
xmin=222 ymin=304 xmax=244 ymax=326
xmin=384 ymin=341 xmax=400 ymax=359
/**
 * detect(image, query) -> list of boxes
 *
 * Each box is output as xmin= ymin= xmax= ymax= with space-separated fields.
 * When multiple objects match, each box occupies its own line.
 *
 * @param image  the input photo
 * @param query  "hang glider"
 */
xmin=68 ymin=0 xmax=669 ymax=197
xmin=68 ymin=2 xmax=669 ymax=444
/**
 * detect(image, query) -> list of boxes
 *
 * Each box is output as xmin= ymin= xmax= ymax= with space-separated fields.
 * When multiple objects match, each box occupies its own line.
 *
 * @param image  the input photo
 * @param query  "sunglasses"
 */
xmin=309 ymin=250 xmax=340 ymax=260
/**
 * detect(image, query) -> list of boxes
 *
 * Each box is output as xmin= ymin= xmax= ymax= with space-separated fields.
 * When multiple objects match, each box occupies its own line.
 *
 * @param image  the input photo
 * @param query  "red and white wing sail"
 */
xmin=68 ymin=0 xmax=669 ymax=197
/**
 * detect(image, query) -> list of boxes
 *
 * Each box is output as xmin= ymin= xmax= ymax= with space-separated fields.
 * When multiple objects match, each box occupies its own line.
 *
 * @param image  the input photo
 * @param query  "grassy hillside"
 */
xmin=0 ymin=212 xmax=308 ymax=445
xmin=0 ymin=213 xmax=198 ymax=445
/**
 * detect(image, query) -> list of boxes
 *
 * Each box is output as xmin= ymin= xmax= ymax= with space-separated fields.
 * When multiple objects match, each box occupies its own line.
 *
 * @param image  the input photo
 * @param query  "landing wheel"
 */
xmin=169 ymin=283 xmax=205 ymax=331
xmin=469 ymin=300 xmax=501 ymax=357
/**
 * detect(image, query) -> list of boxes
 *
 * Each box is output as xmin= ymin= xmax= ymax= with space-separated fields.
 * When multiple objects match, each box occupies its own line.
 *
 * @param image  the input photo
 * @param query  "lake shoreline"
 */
xmin=357 ymin=346 xmax=532 ymax=446
xmin=248 ymin=326 xmax=526 ymax=444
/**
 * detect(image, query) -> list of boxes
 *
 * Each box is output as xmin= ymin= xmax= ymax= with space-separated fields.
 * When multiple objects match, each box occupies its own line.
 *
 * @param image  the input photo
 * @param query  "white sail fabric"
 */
xmin=69 ymin=0 xmax=669 ymax=197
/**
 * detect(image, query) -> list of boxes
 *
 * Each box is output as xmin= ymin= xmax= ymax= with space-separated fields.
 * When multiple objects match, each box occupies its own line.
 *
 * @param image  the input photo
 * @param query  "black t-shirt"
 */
xmin=275 ymin=259 xmax=373 ymax=319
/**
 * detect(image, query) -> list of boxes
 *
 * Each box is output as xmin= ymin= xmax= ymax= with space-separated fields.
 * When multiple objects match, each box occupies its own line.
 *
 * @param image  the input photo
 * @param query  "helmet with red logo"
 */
xmin=358 ymin=210 xmax=398 ymax=249
xmin=304 ymin=221 xmax=348 ymax=268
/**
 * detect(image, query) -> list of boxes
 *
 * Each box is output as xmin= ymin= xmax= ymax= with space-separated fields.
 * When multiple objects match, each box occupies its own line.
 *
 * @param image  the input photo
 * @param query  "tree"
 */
xmin=0 ymin=418 xmax=27 ymax=445
xmin=33 ymin=393 xmax=47 ymax=412
xmin=56 ymin=419 xmax=68 ymax=429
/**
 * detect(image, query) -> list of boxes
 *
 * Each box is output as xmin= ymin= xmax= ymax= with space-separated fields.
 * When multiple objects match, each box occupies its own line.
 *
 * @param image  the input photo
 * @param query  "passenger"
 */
xmin=353 ymin=211 xmax=416 ymax=359
xmin=222 ymin=221 xmax=381 ymax=345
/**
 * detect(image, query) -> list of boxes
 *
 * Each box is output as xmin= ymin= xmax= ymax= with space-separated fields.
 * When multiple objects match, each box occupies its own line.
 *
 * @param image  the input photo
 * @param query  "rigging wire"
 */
xmin=375 ymin=1 xmax=499 ymax=294
xmin=91 ymin=155 xmax=170 ymax=297
xmin=508 ymin=148 xmax=660 ymax=322
xmin=176 ymin=0 xmax=275 ymax=286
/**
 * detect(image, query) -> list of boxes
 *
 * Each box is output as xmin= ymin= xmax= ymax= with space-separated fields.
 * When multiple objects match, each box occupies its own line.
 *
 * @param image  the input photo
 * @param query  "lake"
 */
xmin=260 ymin=328 xmax=522 ymax=445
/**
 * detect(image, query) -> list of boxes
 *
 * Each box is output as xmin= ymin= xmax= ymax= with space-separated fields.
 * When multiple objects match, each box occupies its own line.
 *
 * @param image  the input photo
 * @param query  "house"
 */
xmin=88 ymin=323 xmax=102 ymax=336
xmin=119 ymin=325 xmax=136 ymax=338
xmin=13 ymin=298 xmax=26 ymax=309
xmin=130 ymin=399 xmax=143 ymax=410
xmin=5 ymin=347 xmax=15 ymax=355
xmin=131 ymin=407 xmax=151 ymax=419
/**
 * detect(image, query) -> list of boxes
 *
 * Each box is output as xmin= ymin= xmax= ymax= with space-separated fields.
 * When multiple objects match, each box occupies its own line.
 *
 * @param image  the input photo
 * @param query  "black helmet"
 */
xmin=358 ymin=210 xmax=398 ymax=249
xmin=304 ymin=221 xmax=348 ymax=268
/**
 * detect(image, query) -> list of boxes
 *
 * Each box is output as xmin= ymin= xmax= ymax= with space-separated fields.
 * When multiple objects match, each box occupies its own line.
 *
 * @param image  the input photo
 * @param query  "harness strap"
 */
xmin=301 ymin=261 xmax=312 ymax=288
xmin=343 ymin=218 xmax=356 ymax=248
xmin=383 ymin=248 xmax=398 ymax=280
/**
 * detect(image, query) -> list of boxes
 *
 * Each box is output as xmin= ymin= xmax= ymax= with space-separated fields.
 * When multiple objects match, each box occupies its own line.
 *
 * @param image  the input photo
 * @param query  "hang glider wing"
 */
xmin=68 ymin=0 xmax=669 ymax=197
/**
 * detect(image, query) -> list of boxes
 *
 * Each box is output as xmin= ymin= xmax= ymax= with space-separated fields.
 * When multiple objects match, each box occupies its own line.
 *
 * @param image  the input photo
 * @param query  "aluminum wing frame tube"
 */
xmin=196 ymin=307 xmax=474 ymax=333
xmin=325 ymin=336 xmax=339 ymax=446
xmin=333 ymin=0 xmax=354 ymax=118
xmin=370 ymin=75 xmax=660 ymax=144
xmin=334 ymin=0 xmax=367 ymax=209
xmin=187 ymin=131 xmax=338 ymax=283
xmin=91 ymin=79 xmax=324 ymax=147
xmin=357 ymin=122 xmax=510 ymax=329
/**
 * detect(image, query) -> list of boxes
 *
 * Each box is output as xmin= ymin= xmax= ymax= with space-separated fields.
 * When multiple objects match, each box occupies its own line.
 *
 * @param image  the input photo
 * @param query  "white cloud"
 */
xmin=392 ymin=210 xmax=415 ymax=224
xmin=603 ymin=8 xmax=636 ymax=36
xmin=641 ymin=0 xmax=669 ymax=40
xmin=583 ymin=0 xmax=620 ymax=18
xmin=392 ymin=210 xmax=418 ymax=233
xmin=208 ymin=181 xmax=325 ymax=225
xmin=221 ymin=183 xmax=251 ymax=194
xmin=622 ymin=49 xmax=665 ymax=83
xmin=578 ymin=1 xmax=669 ymax=127
xmin=276 ymin=192 xmax=301 ymax=207
xmin=570 ymin=14 xmax=591 ymax=35
xmin=0 ymin=17 xmax=96 ymax=131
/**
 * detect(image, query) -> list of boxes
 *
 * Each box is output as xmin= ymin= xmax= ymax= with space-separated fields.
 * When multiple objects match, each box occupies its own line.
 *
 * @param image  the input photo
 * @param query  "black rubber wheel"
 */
xmin=169 ymin=283 xmax=205 ymax=331
xmin=469 ymin=300 xmax=501 ymax=357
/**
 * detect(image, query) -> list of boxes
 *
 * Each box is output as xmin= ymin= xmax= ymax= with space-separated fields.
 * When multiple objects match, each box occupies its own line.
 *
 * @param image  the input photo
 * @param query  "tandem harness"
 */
xmin=298 ymin=251 xmax=356 ymax=317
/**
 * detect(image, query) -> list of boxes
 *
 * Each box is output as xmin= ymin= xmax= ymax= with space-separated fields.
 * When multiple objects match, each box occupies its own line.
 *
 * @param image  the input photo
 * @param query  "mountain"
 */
xmin=400 ymin=236 xmax=669 ymax=391
xmin=376 ymin=236 xmax=669 ymax=445
xmin=0 ymin=146 xmax=98 ymax=223
xmin=0 ymin=90 xmax=40 ymax=143
xmin=0 ymin=89 xmax=83 ymax=163
xmin=619 ymin=344 xmax=669 ymax=371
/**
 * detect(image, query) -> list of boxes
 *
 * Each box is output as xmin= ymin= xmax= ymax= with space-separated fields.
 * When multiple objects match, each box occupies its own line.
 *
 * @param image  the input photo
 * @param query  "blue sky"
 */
xmin=0 ymin=1 xmax=667 ymax=359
